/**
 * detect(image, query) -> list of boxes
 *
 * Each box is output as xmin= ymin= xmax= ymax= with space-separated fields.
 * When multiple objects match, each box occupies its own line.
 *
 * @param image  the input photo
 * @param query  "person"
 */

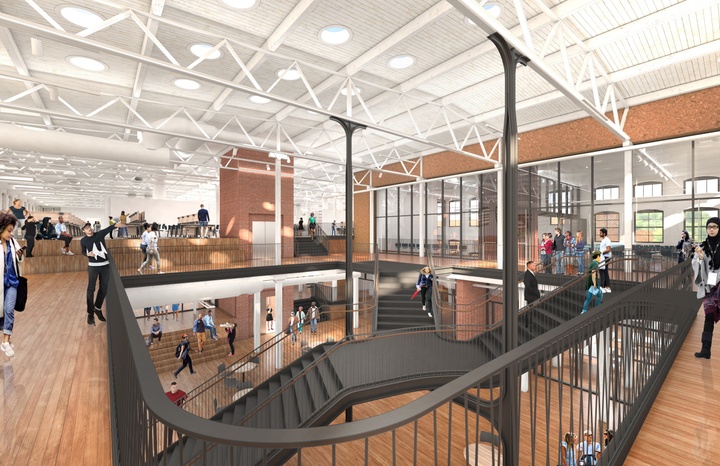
xmin=692 ymin=217 xmax=720 ymax=359
xmin=171 ymin=303 xmax=180 ymax=321
xmin=287 ymin=311 xmax=297 ymax=344
xmin=118 ymin=211 xmax=128 ymax=238
xmin=676 ymin=230 xmax=693 ymax=263
xmin=416 ymin=266 xmax=434 ymax=317
xmin=173 ymin=334 xmax=196 ymax=378
xmin=203 ymin=309 xmax=218 ymax=340
xmin=55 ymin=215 xmax=74 ymax=255
xmin=81 ymin=219 xmax=123 ymax=325
xmin=165 ymin=381 xmax=187 ymax=407
xmin=308 ymin=212 xmax=317 ymax=240
xmin=1 ymin=213 xmax=24 ymax=358
xmin=598 ymin=228 xmax=612 ymax=293
xmin=296 ymin=305 xmax=306 ymax=334
xmin=523 ymin=261 xmax=540 ymax=305
xmin=198 ymin=204 xmax=210 ymax=238
xmin=143 ymin=306 xmax=151 ymax=321
xmin=139 ymin=223 xmax=151 ymax=264
xmin=149 ymin=317 xmax=162 ymax=346
xmin=8 ymin=199 xmax=28 ymax=238
xmin=339 ymin=221 xmax=345 ymax=235
xmin=575 ymin=230 xmax=586 ymax=275
xmin=581 ymin=251 xmax=604 ymax=314
xmin=265 ymin=306 xmax=274 ymax=332
xmin=108 ymin=216 xmax=116 ymax=239
xmin=308 ymin=301 xmax=319 ymax=334
xmin=561 ymin=432 xmax=577 ymax=466
xmin=564 ymin=230 xmax=576 ymax=275
xmin=138 ymin=223 xmax=161 ymax=274
xmin=193 ymin=312 xmax=206 ymax=353
xmin=542 ymin=233 xmax=553 ymax=273
xmin=21 ymin=215 xmax=38 ymax=257
xmin=331 ymin=220 xmax=336 ymax=235
xmin=553 ymin=228 xmax=565 ymax=274
xmin=298 ymin=217 xmax=304 ymax=235
xmin=577 ymin=430 xmax=601 ymax=465
xmin=226 ymin=322 xmax=237 ymax=356
xmin=602 ymin=429 xmax=614 ymax=448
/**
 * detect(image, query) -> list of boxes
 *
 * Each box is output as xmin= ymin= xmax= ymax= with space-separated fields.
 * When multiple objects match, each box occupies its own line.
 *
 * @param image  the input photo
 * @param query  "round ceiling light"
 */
xmin=190 ymin=43 xmax=222 ymax=60
xmin=219 ymin=0 xmax=258 ymax=9
xmin=173 ymin=78 xmax=202 ymax=90
xmin=60 ymin=6 xmax=104 ymax=28
xmin=387 ymin=55 xmax=416 ymax=70
xmin=249 ymin=95 xmax=271 ymax=104
xmin=67 ymin=56 xmax=108 ymax=72
xmin=464 ymin=3 xmax=503 ymax=26
xmin=340 ymin=87 xmax=362 ymax=96
xmin=319 ymin=25 xmax=352 ymax=45
xmin=276 ymin=68 xmax=301 ymax=80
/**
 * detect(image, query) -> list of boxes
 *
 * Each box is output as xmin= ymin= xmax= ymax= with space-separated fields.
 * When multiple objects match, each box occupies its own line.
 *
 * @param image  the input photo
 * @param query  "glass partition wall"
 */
xmin=374 ymin=134 xmax=720 ymax=264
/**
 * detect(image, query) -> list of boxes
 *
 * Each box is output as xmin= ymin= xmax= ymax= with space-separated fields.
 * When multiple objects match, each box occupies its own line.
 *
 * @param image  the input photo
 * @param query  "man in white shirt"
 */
xmin=598 ymin=228 xmax=612 ymax=293
xmin=203 ymin=310 xmax=218 ymax=340
xmin=55 ymin=215 xmax=74 ymax=255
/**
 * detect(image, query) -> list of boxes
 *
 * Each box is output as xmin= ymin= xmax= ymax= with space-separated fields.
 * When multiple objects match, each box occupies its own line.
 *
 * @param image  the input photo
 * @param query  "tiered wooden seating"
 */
xmin=144 ymin=328 xmax=231 ymax=374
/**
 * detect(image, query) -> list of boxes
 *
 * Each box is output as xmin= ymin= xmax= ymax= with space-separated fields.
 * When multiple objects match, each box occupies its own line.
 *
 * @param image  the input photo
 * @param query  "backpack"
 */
xmin=175 ymin=343 xmax=183 ymax=358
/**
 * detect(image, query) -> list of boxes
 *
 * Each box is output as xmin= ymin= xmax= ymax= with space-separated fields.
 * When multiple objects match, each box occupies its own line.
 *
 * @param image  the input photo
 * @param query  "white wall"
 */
xmin=109 ymin=196 xmax=218 ymax=226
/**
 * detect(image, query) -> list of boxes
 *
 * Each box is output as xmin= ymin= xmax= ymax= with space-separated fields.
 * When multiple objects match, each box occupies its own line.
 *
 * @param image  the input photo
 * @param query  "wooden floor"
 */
xmin=0 ymin=270 xmax=715 ymax=465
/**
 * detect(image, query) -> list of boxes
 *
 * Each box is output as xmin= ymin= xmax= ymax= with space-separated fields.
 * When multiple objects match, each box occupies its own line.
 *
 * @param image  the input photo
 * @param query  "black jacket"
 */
xmin=524 ymin=270 xmax=540 ymax=303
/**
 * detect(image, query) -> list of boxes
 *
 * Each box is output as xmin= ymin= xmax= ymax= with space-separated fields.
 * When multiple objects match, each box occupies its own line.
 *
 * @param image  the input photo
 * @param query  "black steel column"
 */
xmin=489 ymin=32 xmax=529 ymax=466
xmin=330 ymin=116 xmax=366 ymax=338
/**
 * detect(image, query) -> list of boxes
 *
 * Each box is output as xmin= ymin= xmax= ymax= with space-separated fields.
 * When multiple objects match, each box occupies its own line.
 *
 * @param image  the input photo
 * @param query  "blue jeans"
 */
xmin=576 ymin=254 xmax=585 ymax=274
xmin=2 ymin=285 xmax=17 ymax=335
xmin=207 ymin=326 xmax=218 ymax=339
xmin=555 ymin=251 xmax=564 ymax=274
xmin=310 ymin=318 xmax=317 ymax=333
xmin=581 ymin=287 xmax=603 ymax=313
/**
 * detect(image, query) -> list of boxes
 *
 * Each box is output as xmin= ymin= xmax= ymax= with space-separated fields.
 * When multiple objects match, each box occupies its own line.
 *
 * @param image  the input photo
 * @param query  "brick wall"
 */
xmin=218 ymin=286 xmax=294 ymax=341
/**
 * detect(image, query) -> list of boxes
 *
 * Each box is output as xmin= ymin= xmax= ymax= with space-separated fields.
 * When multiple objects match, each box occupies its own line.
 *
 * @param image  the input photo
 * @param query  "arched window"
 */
xmin=595 ymin=211 xmax=619 ymax=241
xmin=684 ymin=176 xmax=719 ymax=194
xmin=684 ymin=208 xmax=719 ymax=241
xmin=595 ymin=185 xmax=619 ymax=201
xmin=635 ymin=209 xmax=664 ymax=243
xmin=634 ymin=181 xmax=662 ymax=198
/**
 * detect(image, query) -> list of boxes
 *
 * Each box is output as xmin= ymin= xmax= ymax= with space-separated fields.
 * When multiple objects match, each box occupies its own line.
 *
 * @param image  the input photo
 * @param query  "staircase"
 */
xmin=376 ymin=262 xmax=434 ymax=331
xmin=145 ymin=327 xmax=229 ymax=374
xmin=293 ymin=237 xmax=328 ymax=257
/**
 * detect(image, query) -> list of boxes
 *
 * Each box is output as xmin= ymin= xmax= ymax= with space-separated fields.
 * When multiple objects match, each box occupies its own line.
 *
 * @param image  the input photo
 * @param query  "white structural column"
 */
xmin=369 ymin=190 xmax=374 ymax=253
xmin=253 ymin=291 xmax=261 ymax=349
xmin=623 ymin=144 xmax=633 ymax=273
xmin=496 ymin=173 xmax=504 ymax=269
xmin=331 ymin=280 xmax=338 ymax=301
xmin=274 ymin=280 xmax=284 ymax=369
xmin=275 ymin=158 xmax=282 ymax=266
xmin=419 ymin=180 xmax=426 ymax=258
xmin=353 ymin=275 xmax=360 ymax=329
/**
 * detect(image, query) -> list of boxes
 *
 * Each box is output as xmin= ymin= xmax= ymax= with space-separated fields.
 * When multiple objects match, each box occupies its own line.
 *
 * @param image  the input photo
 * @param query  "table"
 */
xmin=227 ymin=361 xmax=257 ymax=382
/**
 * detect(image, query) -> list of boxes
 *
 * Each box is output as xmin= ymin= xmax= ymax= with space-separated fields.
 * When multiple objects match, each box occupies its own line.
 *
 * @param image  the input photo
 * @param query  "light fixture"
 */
xmin=306 ymin=109 xmax=320 ymax=115
xmin=0 ymin=175 xmax=33 ymax=182
xmin=269 ymin=152 xmax=290 ymax=162
xmin=47 ymin=86 xmax=58 ymax=101
xmin=266 ymin=164 xmax=271 ymax=171
xmin=340 ymin=87 xmax=362 ymax=96
xmin=173 ymin=78 xmax=202 ymax=90
xmin=219 ymin=0 xmax=258 ymax=9
xmin=190 ymin=43 xmax=222 ymax=60
xmin=249 ymin=95 xmax=270 ymax=104
xmin=319 ymin=25 xmax=352 ymax=45
xmin=31 ymin=37 xmax=43 ymax=56
xmin=387 ymin=55 xmax=415 ymax=70
xmin=276 ymin=68 xmax=301 ymax=80
xmin=137 ymin=131 xmax=143 ymax=143
xmin=151 ymin=0 xmax=165 ymax=16
xmin=67 ymin=56 xmax=108 ymax=72
xmin=60 ymin=6 xmax=104 ymax=28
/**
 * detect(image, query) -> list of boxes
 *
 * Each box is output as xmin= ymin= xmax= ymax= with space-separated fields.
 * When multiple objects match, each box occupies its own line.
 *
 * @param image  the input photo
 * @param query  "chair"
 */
xmin=224 ymin=377 xmax=240 ymax=389
xmin=217 ymin=363 xmax=226 ymax=374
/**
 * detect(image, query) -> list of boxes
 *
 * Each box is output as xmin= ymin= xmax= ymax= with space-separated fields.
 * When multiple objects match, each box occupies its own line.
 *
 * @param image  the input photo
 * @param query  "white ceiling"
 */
xmin=0 ymin=0 xmax=717 ymax=208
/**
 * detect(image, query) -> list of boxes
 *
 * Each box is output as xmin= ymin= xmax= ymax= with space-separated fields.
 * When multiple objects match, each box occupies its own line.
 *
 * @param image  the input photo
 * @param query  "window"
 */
xmin=469 ymin=198 xmax=479 ymax=226
xmin=685 ymin=208 xmax=719 ymax=242
xmin=595 ymin=186 xmax=619 ymax=201
xmin=448 ymin=200 xmax=460 ymax=227
xmin=437 ymin=200 xmax=442 ymax=227
xmin=634 ymin=182 xmax=662 ymax=198
xmin=595 ymin=211 xmax=619 ymax=241
xmin=547 ymin=189 xmax=573 ymax=214
xmin=685 ymin=177 xmax=719 ymax=194
xmin=635 ymin=210 xmax=664 ymax=243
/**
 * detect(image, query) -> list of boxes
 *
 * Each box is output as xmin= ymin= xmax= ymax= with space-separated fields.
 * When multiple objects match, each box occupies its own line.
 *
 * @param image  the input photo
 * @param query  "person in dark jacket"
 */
xmin=173 ymin=334 xmax=196 ymax=378
xmin=21 ymin=215 xmax=39 ymax=257
xmin=676 ymin=229 xmax=693 ymax=263
xmin=416 ymin=266 xmax=434 ymax=317
xmin=523 ymin=261 xmax=541 ymax=304
xmin=81 ymin=220 xmax=124 ymax=326
xmin=226 ymin=322 xmax=237 ymax=356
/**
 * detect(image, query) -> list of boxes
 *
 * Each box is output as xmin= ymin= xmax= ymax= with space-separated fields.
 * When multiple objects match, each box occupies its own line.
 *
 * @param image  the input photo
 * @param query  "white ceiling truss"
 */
xmin=0 ymin=0 xmax=716 ymax=208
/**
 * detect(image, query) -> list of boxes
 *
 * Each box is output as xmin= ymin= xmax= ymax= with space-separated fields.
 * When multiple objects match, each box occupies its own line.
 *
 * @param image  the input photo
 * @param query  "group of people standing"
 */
xmin=561 ymin=429 xmax=614 ymax=466
xmin=138 ymin=222 xmax=162 ymax=274
xmin=285 ymin=302 xmax=321 ymax=344
xmin=540 ymin=229 xmax=588 ymax=276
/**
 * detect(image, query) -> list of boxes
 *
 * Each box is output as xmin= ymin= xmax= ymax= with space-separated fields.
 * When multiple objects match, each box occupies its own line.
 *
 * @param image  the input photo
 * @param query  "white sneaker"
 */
xmin=65 ymin=250 xmax=74 ymax=256
xmin=604 ymin=288 xmax=611 ymax=293
xmin=1 ymin=342 xmax=14 ymax=357
xmin=61 ymin=248 xmax=66 ymax=255
xmin=422 ymin=305 xmax=426 ymax=311
xmin=428 ymin=312 xmax=433 ymax=318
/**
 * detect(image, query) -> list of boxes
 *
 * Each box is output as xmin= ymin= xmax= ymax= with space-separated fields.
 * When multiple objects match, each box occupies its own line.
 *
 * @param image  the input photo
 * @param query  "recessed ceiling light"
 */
xmin=463 ymin=3 xmax=503 ymax=25
xmin=219 ymin=0 xmax=258 ymax=9
xmin=387 ymin=55 xmax=416 ymax=70
xmin=340 ymin=87 xmax=362 ymax=96
xmin=249 ymin=95 xmax=271 ymax=104
xmin=319 ymin=25 xmax=352 ymax=45
xmin=189 ymin=43 xmax=222 ymax=60
xmin=276 ymin=68 xmax=301 ymax=80
xmin=67 ymin=56 xmax=108 ymax=72
xmin=173 ymin=78 xmax=202 ymax=90
xmin=60 ymin=6 xmax=104 ymax=28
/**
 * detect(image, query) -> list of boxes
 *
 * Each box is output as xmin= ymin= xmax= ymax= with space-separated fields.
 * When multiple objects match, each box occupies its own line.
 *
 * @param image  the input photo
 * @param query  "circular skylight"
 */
xmin=173 ymin=78 xmax=202 ymax=90
xmin=276 ymin=68 xmax=301 ymax=81
xmin=387 ymin=55 xmax=416 ymax=70
xmin=60 ymin=6 xmax=104 ymax=28
xmin=249 ymin=95 xmax=271 ymax=104
xmin=464 ymin=3 xmax=503 ymax=25
xmin=219 ymin=0 xmax=258 ymax=9
xmin=67 ymin=56 xmax=108 ymax=72
xmin=319 ymin=25 xmax=352 ymax=45
xmin=340 ymin=87 xmax=362 ymax=96
xmin=190 ymin=43 xmax=222 ymax=60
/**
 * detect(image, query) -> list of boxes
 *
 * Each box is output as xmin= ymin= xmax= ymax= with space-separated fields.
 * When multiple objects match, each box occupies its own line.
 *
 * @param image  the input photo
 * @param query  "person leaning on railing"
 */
xmin=692 ymin=217 xmax=720 ymax=359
